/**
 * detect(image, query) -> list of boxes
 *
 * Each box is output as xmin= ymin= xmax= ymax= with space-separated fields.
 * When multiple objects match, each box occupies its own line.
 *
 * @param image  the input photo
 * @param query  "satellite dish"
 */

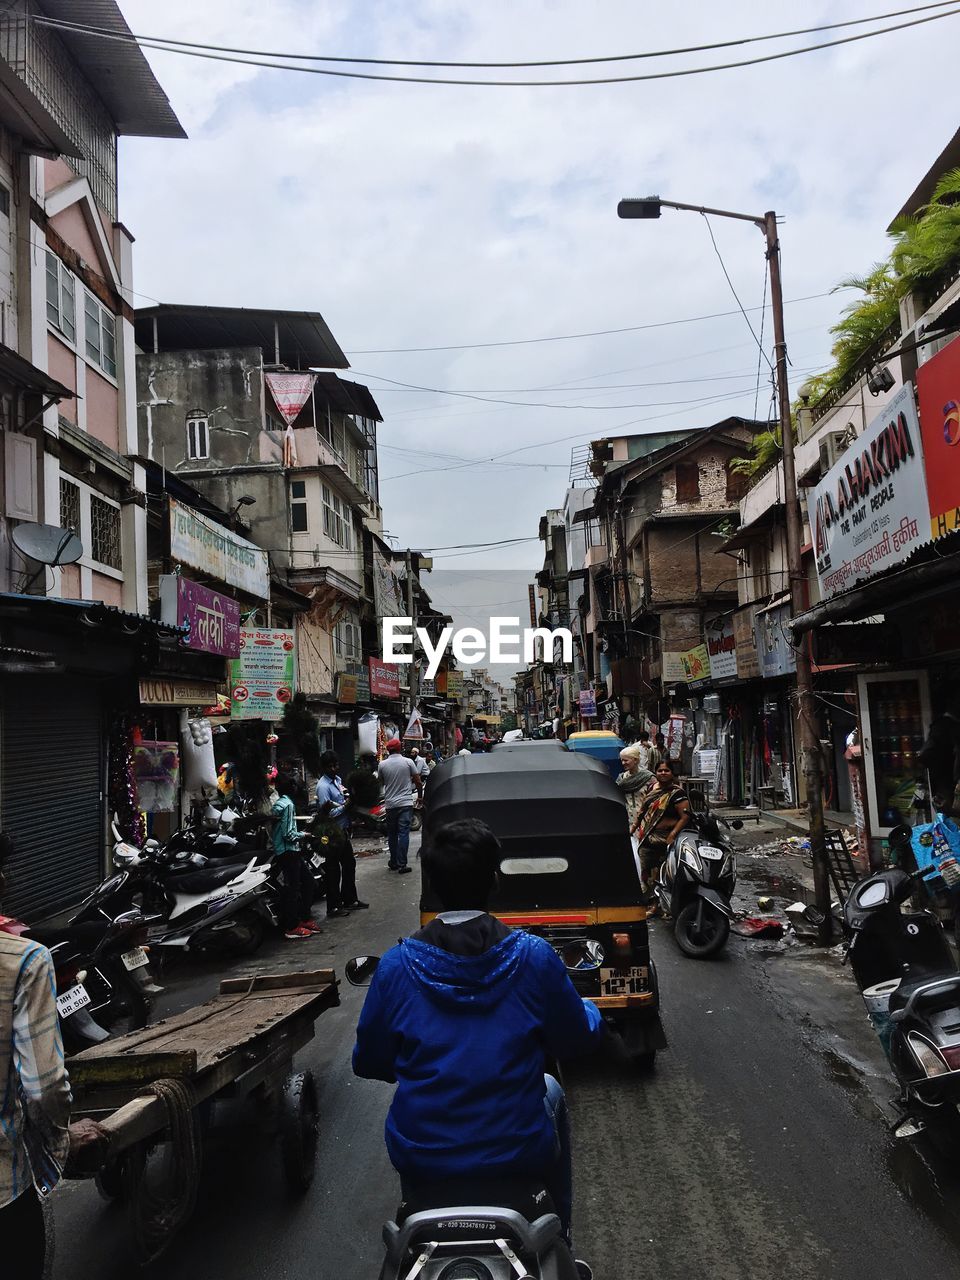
xmin=12 ymin=522 xmax=84 ymax=566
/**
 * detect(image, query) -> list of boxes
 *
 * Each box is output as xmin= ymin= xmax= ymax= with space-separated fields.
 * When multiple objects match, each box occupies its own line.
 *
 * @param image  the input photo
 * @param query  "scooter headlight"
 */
xmin=907 ymin=1032 xmax=949 ymax=1077
xmin=113 ymin=843 xmax=140 ymax=867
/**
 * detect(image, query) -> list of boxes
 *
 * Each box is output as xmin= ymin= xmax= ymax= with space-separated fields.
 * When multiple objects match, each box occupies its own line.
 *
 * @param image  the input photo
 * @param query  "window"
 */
xmin=90 ymin=495 xmax=121 ymax=569
xmin=291 ymin=479 xmax=308 ymax=533
xmin=676 ymin=462 xmax=701 ymax=503
xmin=45 ymin=252 xmax=76 ymax=343
xmin=186 ymin=414 xmax=210 ymax=460
xmin=334 ymin=614 xmax=361 ymax=661
xmin=0 ymin=184 xmax=10 ymax=217
xmin=60 ymin=477 xmax=81 ymax=533
xmin=84 ymin=292 xmax=117 ymax=378
xmin=322 ymin=483 xmax=352 ymax=549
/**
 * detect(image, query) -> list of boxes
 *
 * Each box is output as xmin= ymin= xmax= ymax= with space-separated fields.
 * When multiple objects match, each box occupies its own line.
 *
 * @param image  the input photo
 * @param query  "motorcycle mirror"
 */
xmin=559 ymin=939 xmax=605 ymax=972
xmin=345 ymin=955 xmax=381 ymax=986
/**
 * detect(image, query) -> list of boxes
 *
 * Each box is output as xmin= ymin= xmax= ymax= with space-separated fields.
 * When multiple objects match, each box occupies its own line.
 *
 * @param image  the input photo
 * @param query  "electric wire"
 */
xmin=31 ymin=5 xmax=960 ymax=86
xmin=701 ymin=214 xmax=773 ymax=370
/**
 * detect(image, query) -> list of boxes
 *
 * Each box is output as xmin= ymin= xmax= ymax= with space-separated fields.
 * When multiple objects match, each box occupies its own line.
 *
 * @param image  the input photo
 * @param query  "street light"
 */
xmin=618 ymin=193 xmax=831 ymax=943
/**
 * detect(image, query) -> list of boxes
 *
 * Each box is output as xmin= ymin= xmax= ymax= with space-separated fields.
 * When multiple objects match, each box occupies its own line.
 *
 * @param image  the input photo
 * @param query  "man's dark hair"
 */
xmin=423 ymin=819 xmax=501 ymax=909
xmin=275 ymin=773 xmax=297 ymax=798
xmin=320 ymin=750 xmax=339 ymax=773
xmin=639 ymin=731 xmax=650 ymax=742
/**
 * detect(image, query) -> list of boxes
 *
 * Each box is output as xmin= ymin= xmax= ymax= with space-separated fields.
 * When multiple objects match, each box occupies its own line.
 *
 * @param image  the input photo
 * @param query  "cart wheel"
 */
xmin=280 ymin=1070 xmax=318 ymax=1194
xmin=95 ymin=1160 xmax=126 ymax=1203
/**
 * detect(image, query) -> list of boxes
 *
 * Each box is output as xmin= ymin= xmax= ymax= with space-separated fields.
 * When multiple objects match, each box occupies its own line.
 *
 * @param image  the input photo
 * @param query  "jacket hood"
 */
xmin=400 ymin=928 xmax=530 ymax=1011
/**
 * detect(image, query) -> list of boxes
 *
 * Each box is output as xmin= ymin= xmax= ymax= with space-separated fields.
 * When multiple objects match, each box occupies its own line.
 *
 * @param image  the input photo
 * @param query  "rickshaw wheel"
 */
xmin=280 ymin=1069 xmax=319 ymax=1193
xmin=95 ymin=1160 xmax=126 ymax=1202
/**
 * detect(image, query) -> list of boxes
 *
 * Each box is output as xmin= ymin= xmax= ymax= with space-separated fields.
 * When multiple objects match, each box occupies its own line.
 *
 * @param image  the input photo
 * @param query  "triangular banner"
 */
xmin=265 ymin=372 xmax=317 ymax=428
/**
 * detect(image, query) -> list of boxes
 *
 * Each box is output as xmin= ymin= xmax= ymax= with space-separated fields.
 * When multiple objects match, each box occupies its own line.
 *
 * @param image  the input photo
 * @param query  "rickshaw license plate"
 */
xmin=57 ymin=984 xmax=91 ymax=1017
xmin=600 ymin=966 xmax=648 ymax=996
xmin=310 ymin=853 xmax=323 ymax=869
xmin=121 ymin=946 xmax=149 ymax=970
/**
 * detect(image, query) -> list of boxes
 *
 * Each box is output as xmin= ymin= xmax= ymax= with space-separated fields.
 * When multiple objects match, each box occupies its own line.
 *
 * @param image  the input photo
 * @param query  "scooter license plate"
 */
xmin=600 ymin=966 xmax=648 ymax=996
xmin=310 ymin=853 xmax=323 ymax=870
xmin=57 ymin=983 xmax=92 ymax=1017
xmin=699 ymin=845 xmax=725 ymax=860
xmin=121 ymin=946 xmax=149 ymax=971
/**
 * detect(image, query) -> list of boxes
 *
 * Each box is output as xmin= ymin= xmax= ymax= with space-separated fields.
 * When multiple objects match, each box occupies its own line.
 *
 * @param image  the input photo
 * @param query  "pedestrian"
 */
xmin=616 ymin=745 xmax=655 ymax=833
xmin=630 ymin=759 xmax=691 ymax=910
xmin=352 ymin=818 xmax=603 ymax=1260
xmin=378 ymin=737 xmax=423 ymax=874
xmin=635 ymin=731 xmax=659 ymax=773
xmin=272 ymin=773 xmax=321 ymax=940
xmin=315 ymin=751 xmax=369 ymax=916
xmin=409 ymin=745 xmax=431 ymax=783
xmin=1 ymin=835 xmax=105 ymax=1278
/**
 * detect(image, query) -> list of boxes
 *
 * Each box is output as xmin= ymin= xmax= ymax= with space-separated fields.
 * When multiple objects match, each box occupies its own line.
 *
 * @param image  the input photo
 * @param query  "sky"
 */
xmin=115 ymin=0 xmax=959 ymax=596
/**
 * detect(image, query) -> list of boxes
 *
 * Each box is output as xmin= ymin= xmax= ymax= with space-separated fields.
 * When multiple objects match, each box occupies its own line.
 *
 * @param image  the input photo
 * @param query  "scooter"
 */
xmin=655 ymin=810 xmax=741 ymax=958
xmin=345 ymin=955 xmax=590 ymax=1280
xmin=350 ymin=801 xmax=423 ymax=837
xmin=843 ymin=846 xmax=960 ymax=1139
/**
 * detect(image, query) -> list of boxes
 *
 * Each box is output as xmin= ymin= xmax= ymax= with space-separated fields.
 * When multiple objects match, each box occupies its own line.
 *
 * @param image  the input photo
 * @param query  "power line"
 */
xmin=345 ymin=291 xmax=841 ymax=355
xmin=701 ymin=214 xmax=773 ymax=370
xmin=32 ymin=5 xmax=960 ymax=86
xmin=31 ymin=3 xmax=957 ymax=69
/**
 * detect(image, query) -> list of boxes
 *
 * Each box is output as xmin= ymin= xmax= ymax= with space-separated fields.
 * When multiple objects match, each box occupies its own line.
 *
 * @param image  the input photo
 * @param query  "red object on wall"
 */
xmin=917 ymin=335 xmax=960 ymax=540
xmin=368 ymin=657 xmax=400 ymax=699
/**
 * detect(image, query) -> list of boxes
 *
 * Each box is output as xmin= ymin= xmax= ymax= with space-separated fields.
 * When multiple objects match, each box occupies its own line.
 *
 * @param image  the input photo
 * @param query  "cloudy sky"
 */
xmin=116 ymin=1 xmax=957 ymax=594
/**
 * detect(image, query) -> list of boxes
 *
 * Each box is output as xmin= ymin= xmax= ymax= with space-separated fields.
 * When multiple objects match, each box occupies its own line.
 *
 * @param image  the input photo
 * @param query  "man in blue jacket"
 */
xmin=353 ymin=818 xmax=603 ymax=1241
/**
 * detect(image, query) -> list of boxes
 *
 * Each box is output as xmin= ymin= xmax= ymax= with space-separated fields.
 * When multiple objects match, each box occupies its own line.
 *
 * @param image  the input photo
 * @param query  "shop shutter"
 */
xmin=1 ymin=679 xmax=104 ymax=921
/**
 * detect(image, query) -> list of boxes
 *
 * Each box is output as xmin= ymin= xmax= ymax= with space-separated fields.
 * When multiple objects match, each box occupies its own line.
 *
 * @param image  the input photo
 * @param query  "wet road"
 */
xmin=52 ymin=841 xmax=960 ymax=1280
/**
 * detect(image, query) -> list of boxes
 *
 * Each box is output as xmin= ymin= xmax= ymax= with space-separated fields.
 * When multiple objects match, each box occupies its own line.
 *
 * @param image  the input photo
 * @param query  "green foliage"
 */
xmin=730 ymin=429 xmax=782 ymax=477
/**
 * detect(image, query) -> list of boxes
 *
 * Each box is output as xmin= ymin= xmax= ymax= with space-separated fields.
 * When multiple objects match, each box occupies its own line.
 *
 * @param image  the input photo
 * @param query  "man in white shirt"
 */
xmin=409 ymin=747 xmax=430 ymax=782
xmin=378 ymin=738 xmax=423 ymax=874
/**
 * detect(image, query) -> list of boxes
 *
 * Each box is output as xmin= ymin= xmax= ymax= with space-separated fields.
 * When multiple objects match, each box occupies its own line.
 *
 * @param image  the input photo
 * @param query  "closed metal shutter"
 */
xmin=1 ymin=679 xmax=104 ymax=921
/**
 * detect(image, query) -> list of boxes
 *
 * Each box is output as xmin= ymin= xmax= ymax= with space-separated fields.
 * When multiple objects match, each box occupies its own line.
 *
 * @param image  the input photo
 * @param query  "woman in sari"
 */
xmin=630 ymin=759 xmax=690 ymax=908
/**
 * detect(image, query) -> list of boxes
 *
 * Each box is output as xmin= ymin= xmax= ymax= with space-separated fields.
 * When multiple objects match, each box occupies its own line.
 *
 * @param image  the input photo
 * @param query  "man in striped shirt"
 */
xmin=1 ymin=930 xmax=72 ymax=1277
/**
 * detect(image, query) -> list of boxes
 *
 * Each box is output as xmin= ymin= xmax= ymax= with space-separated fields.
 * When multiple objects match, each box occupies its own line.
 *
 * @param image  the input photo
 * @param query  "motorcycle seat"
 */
xmin=397 ymin=1176 xmax=556 ymax=1227
xmin=888 ymin=972 xmax=960 ymax=1017
xmin=170 ymin=863 xmax=250 ymax=894
xmin=26 ymin=921 xmax=112 ymax=960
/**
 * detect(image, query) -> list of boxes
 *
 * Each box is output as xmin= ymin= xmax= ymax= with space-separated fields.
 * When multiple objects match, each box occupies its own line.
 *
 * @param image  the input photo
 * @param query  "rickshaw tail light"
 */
xmin=612 ymin=932 xmax=631 ymax=957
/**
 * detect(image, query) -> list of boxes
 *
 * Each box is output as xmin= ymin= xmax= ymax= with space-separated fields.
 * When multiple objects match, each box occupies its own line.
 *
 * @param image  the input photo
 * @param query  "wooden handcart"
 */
xmin=66 ymin=969 xmax=340 ymax=1260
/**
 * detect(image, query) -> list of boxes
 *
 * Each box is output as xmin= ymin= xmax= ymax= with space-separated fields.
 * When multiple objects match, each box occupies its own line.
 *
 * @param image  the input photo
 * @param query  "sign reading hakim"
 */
xmin=808 ymin=384 xmax=930 ymax=600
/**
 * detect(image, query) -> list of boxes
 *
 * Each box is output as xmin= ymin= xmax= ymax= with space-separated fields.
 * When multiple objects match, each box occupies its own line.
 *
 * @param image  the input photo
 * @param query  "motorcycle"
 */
xmin=350 ymin=801 xmax=423 ymax=837
xmin=345 ymin=955 xmax=591 ymax=1280
xmin=655 ymin=810 xmax=742 ymax=958
xmin=843 ymin=836 xmax=960 ymax=1139
xmin=0 ymin=908 xmax=154 ymax=1053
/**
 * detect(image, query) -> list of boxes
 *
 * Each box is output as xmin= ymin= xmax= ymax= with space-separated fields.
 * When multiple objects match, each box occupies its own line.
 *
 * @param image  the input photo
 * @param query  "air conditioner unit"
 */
xmin=818 ymin=429 xmax=851 ymax=476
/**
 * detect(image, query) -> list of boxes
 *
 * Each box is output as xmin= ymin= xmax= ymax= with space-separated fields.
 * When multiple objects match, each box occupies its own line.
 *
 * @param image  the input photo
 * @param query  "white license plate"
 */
xmin=121 ymin=946 xmax=149 ymax=971
xmin=699 ymin=845 xmax=725 ymax=860
xmin=310 ymin=853 xmax=323 ymax=869
xmin=600 ymin=966 xmax=648 ymax=996
xmin=57 ymin=983 xmax=92 ymax=1017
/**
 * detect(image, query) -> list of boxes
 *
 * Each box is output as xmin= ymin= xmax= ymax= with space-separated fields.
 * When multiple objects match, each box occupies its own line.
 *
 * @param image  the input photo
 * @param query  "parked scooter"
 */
xmin=0 ymin=908 xmax=154 ymax=1053
xmin=345 ymin=955 xmax=589 ymax=1280
xmin=350 ymin=801 xmax=423 ymax=837
xmin=843 ymin=835 xmax=960 ymax=1139
xmin=655 ymin=810 xmax=742 ymax=958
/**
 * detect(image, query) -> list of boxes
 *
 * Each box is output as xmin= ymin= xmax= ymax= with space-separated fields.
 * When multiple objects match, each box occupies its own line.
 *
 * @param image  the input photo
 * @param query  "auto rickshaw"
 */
xmin=421 ymin=749 xmax=667 ymax=1068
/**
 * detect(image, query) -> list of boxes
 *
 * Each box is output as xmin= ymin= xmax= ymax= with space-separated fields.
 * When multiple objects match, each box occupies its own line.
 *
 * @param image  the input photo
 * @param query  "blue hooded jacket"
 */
xmin=352 ymin=921 xmax=603 ymax=1180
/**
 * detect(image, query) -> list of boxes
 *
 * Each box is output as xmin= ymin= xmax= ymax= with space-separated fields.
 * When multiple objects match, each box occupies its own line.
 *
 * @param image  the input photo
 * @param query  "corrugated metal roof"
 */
xmin=135 ymin=303 xmax=348 ymax=371
xmin=34 ymin=3 xmax=186 ymax=139
xmin=313 ymin=373 xmax=383 ymax=422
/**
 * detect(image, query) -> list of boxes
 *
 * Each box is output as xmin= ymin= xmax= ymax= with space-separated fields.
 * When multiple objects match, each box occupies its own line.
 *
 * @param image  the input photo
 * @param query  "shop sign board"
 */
xmin=733 ymin=606 xmax=760 ymax=680
xmin=368 ymin=656 xmax=400 ymax=699
xmin=807 ymin=384 xmax=929 ymax=600
xmin=662 ymin=651 xmax=686 ymax=683
xmin=680 ymin=644 xmax=711 ymax=687
xmin=916 ymin=336 xmax=960 ymax=540
xmin=336 ymin=672 xmax=358 ymax=705
xmin=755 ymin=602 xmax=797 ymax=679
xmin=229 ymin=629 xmax=296 ymax=720
xmin=159 ymin=575 xmax=241 ymax=658
xmin=578 ymin=689 xmax=598 ymax=716
xmin=139 ymin=677 xmax=224 ymax=706
xmin=445 ymin=669 xmax=465 ymax=698
xmin=169 ymin=498 xmax=270 ymax=600
xmin=705 ymin=615 xmax=738 ymax=681
xmin=419 ymin=679 xmax=436 ymax=697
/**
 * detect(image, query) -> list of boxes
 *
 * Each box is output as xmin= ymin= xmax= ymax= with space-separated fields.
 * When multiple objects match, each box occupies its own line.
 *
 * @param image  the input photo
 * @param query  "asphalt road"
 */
xmin=52 ymin=838 xmax=960 ymax=1280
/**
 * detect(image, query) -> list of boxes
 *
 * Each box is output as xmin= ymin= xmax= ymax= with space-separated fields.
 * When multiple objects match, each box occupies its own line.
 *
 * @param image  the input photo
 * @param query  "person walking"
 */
xmin=409 ymin=746 xmax=431 ymax=783
xmin=272 ymin=774 xmax=321 ymax=940
xmin=630 ymin=759 xmax=691 ymax=910
xmin=379 ymin=738 xmax=423 ymax=874
xmin=635 ymin=731 xmax=659 ymax=773
xmin=315 ymin=751 xmax=368 ymax=916
xmin=616 ymin=745 xmax=654 ymax=831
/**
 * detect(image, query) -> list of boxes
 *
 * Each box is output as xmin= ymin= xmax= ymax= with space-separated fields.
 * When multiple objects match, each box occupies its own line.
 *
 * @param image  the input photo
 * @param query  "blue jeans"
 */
xmin=543 ymin=1073 xmax=573 ymax=1238
xmin=385 ymin=806 xmax=413 ymax=867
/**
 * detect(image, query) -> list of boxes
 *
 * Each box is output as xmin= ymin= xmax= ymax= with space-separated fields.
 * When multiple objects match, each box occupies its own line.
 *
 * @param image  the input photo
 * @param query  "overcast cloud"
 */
xmin=116 ymin=1 xmax=957 ymax=578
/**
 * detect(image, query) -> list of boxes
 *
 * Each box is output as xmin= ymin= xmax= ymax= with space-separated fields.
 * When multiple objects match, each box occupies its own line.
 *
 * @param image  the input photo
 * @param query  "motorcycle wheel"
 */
xmin=221 ymin=909 xmax=265 ymax=957
xmin=674 ymin=901 xmax=730 ymax=959
xmin=410 ymin=811 xmax=423 ymax=833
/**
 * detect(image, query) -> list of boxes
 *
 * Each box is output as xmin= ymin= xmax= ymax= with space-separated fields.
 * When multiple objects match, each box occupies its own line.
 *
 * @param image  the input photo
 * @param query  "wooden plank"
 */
xmin=219 ymin=969 xmax=336 ymax=995
xmin=68 ymin=1050 xmax=197 ymax=1091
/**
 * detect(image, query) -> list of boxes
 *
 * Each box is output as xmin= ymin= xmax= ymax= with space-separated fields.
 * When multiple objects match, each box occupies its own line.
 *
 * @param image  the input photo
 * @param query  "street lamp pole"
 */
xmin=618 ymin=196 xmax=831 ymax=942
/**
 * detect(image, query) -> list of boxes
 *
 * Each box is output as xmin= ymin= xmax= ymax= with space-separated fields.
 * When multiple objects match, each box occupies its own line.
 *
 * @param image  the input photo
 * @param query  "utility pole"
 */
xmin=618 ymin=196 xmax=831 ymax=942
xmin=405 ymin=549 xmax=419 ymax=715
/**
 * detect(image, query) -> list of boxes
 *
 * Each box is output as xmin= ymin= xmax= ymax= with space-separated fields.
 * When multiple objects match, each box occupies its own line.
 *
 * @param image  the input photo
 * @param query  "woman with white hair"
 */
xmin=616 ymin=744 xmax=654 ymax=832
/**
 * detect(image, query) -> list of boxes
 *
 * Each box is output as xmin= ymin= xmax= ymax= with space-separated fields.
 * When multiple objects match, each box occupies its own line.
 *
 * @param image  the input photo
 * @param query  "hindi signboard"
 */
xmin=705 ymin=615 xmax=738 ymax=681
xmin=807 ymin=385 xmax=930 ymax=600
xmin=169 ymin=499 xmax=270 ymax=600
xmin=229 ymin=629 xmax=296 ymax=720
xmin=368 ymin=657 xmax=401 ymax=700
xmin=159 ymin=575 xmax=241 ymax=658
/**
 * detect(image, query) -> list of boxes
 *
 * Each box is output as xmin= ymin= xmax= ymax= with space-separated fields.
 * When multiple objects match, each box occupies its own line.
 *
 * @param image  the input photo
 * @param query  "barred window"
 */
xmin=60 ymin=476 xmax=81 ymax=533
xmin=90 ymin=495 xmax=121 ymax=569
